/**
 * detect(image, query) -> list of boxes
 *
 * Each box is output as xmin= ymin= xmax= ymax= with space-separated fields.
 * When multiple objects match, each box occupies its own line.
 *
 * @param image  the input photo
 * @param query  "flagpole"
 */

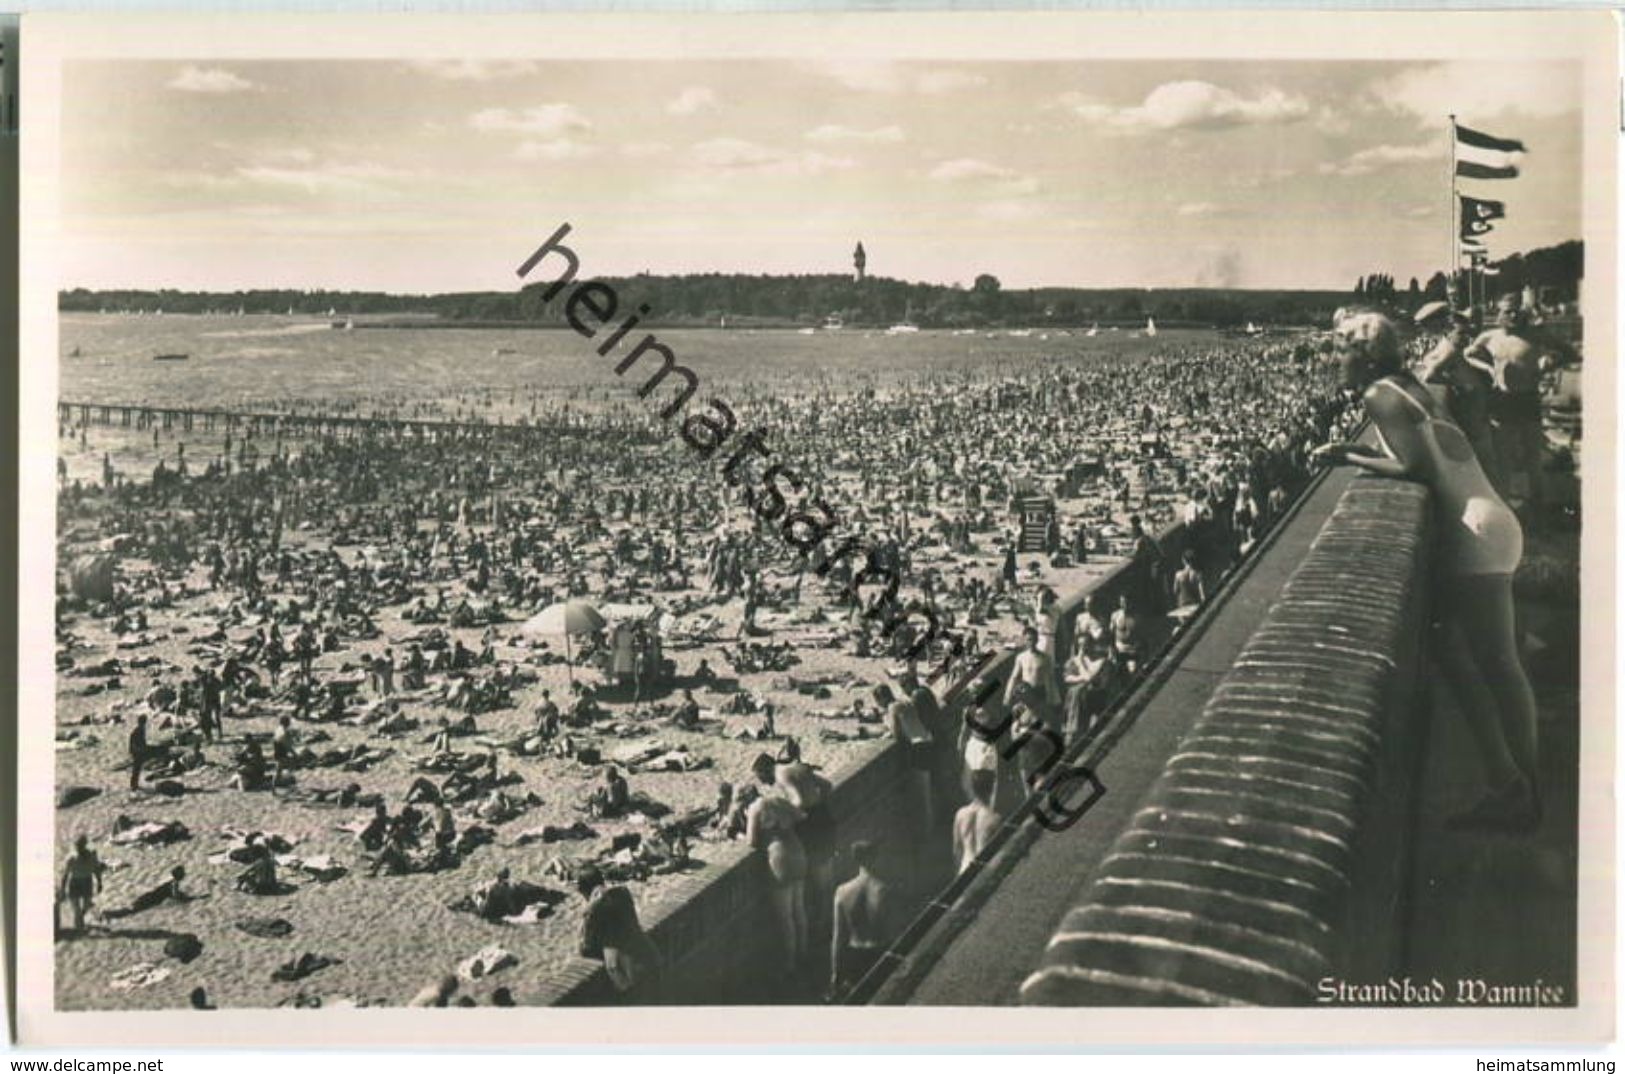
xmin=1448 ymin=113 xmax=1458 ymax=305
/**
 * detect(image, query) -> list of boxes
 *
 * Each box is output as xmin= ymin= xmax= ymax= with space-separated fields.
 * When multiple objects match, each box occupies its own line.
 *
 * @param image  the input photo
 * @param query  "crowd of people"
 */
xmin=55 ymin=329 xmax=1361 ymax=1006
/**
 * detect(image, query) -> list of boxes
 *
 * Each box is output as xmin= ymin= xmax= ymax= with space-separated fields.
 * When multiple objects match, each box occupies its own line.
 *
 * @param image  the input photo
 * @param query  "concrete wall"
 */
xmin=1019 ymin=476 xmax=1434 ymax=1006
xmin=531 ymin=521 xmax=1195 ymax=1005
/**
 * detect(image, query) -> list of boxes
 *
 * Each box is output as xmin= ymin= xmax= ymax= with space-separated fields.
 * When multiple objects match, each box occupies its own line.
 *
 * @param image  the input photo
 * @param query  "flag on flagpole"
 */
xmin=1455 ymin=123 xmax=1524 ymax=180
xmin=1460 ymin=194 xmax=1506 ymax=239
xmin=1458 ymin=160 xmax=1519 ymax=180
xmin=1456 ymin=124 xmax=1526 ymax=153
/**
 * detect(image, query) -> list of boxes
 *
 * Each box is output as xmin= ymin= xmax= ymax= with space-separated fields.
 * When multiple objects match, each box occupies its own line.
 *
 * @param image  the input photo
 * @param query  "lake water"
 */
xmin=59 ymin=314 xmax=1216 ymax=418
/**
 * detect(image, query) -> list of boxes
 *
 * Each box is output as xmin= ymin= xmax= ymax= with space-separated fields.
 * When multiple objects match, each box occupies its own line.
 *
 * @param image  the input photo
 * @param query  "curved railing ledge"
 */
xmin=1020 ymin=476 xmax=1434 ymax=1007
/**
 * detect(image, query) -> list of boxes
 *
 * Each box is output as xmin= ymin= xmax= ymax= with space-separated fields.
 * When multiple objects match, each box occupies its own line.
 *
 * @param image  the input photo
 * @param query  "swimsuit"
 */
xmin=752 ymin=795 xmax=807 ymax=884
xmin=1375 ymin=379 xmax=1523 ymax=577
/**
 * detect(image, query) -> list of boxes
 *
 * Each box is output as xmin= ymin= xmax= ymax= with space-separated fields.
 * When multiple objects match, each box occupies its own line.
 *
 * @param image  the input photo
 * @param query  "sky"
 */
xmin=60 ymin=57 xmax=1582 ymax=293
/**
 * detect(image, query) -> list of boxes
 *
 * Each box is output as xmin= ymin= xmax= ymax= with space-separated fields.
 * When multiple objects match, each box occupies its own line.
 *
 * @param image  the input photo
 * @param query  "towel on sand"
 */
xmin=110 ymin=962 xmax=174 ymax=991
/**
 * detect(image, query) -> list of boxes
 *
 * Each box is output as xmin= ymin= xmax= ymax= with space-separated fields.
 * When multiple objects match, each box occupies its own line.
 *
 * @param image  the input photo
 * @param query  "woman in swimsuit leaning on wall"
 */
xmin=1311 ymin=309 xmax=1539 ymax=833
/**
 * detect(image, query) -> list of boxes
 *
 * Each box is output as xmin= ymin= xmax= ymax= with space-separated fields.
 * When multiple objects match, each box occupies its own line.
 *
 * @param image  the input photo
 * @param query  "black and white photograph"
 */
xmin=12 ymin=10 xmax=1615 ymax=1047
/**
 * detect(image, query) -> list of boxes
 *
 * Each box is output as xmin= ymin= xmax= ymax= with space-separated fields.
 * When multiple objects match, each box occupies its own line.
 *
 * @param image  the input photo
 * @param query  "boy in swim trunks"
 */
xmin=829 ymin=840 xmax=895 ymax=999
xmin=59 ymin=835 xmax=105 ymax=934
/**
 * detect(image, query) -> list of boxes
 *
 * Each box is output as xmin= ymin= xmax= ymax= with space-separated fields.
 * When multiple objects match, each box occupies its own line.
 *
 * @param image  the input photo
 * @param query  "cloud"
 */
xmin=1313 ymin=106 xmax=1354 ymax=137
xmin=168 ymin=66 xmax=256 ymax=94
xmin=928 ymin=158 xmax=1039 ymax=195
xmin=1062 ymin=81 xmax=1310 ymax=132
xmin=805 ymin=124 xmax=905 ymax=144
xmin=980 ymin=199 xmax=1041 ymax=222
xmin=689 ymin=138 xmax=854 ymax=176
xmin=259 ymin=147 xmax=316 ymax=165
xmin=1232 ymin=166 xmax=1296 ymax=189
xmin=1177 ymin=201 xmax=1220 ymax=217
xmin=1372 ymin=62 xmax=1578 ymax=126
xmin=470 ymin=104 xmax=591 ymax=138
xmin=805 ymin=61 xmax=988 ymax=95
xmin=929 ymin=158 xmax=1014 ymax=182
xmin=1319 ymin=142 xmax=1439 ymax=177
xmin=514 ymin=139 xmax=599 ymax=162
xmin=621 ymin=141 xmax=671 ymax=158
xmin=235 ymin=161 xmax=414 ymax=193
xmin=408 ymin=60 xmax=539 ymax=81
xmin=914 ymin=70 xmax=988 ymax=94
xmin=667 ymin=86 xmax=717 ymax=116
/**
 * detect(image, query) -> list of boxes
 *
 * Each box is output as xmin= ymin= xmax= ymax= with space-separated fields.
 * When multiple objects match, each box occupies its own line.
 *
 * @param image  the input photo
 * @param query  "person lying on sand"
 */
xmin=105 ymin=865 xmax=196 ymax=919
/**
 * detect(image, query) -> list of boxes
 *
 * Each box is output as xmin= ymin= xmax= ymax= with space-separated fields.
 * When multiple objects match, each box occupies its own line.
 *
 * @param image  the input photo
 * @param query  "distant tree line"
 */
xmin=1354 ymin=239 xmax=1583 ymax=310
xmin=56 ymin=277 xmax=1353 ymax=329
xmin=60 ymin=239 xmax=1578 ymax=328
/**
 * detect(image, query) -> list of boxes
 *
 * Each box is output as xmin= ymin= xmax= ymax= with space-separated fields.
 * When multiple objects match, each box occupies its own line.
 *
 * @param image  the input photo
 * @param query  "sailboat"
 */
xmin=1145 ymin=316 xmax=1158 ymax=338
xmin=1086 ymin=323 xmax=1098 ymax=338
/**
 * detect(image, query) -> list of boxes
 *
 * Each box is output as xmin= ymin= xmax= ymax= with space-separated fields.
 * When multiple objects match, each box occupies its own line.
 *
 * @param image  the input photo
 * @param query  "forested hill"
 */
xmin=52 ymin=278 xmax=1359 ymax=329
xmin=59 ymin=240 xmax=1581 ymax=330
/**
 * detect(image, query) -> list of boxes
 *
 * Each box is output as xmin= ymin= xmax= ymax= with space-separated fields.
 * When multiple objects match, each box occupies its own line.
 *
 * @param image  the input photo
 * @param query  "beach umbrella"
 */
xmin=520 ymin=600 xmax=606 ymax=682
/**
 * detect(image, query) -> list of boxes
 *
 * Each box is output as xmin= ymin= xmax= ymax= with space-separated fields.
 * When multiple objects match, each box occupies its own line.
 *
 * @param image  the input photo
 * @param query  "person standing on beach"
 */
xmin=59 ymin=835 xmax=105 ymax=934
xmin=127 ymin=713 xmax=149 ymax=791
xmin=197 ymin=666 xmax=222 ymax=743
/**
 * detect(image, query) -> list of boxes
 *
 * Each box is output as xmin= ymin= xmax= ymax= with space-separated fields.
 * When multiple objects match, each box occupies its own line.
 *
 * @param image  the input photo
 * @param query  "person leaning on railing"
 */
xmin=1311 ymin=308 xmax=1540 ymax=833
